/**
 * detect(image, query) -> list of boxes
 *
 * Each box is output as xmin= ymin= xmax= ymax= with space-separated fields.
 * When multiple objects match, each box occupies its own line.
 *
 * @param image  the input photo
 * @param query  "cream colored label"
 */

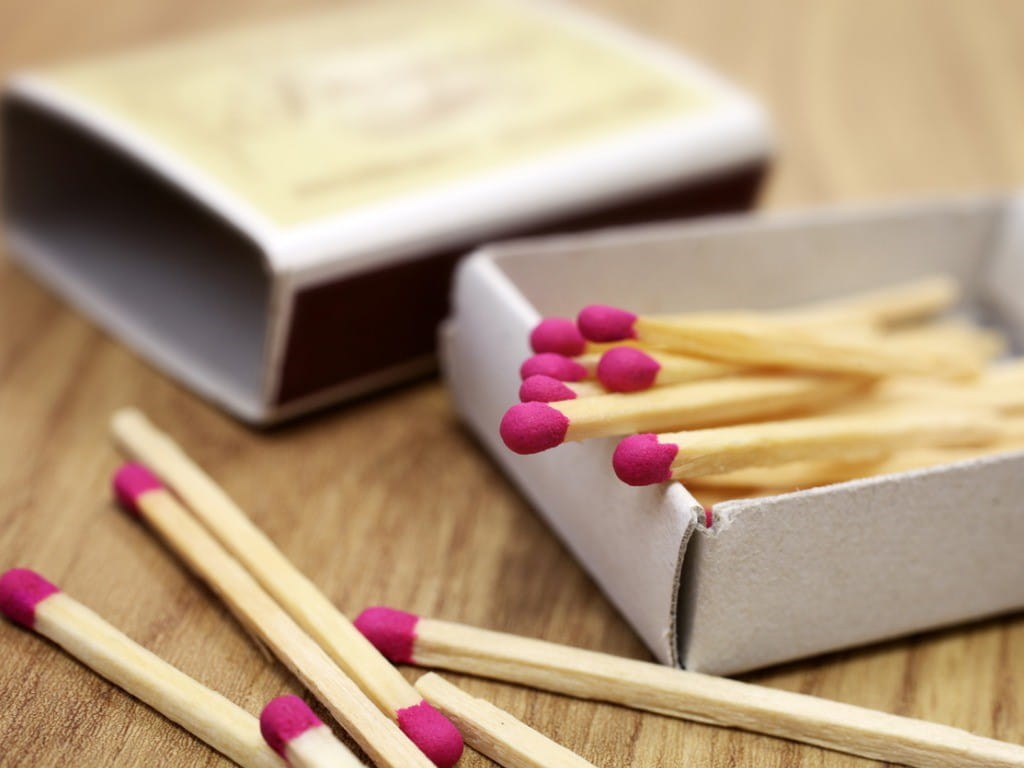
xmin=47 ymin=0 xmax=709 ymax=227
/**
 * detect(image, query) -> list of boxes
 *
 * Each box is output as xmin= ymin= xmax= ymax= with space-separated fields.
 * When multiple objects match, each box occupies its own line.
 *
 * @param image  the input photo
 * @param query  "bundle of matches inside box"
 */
xmin=6 ymin=408 xmax=1024 ymax=767
xmin=500 ymin=275 xmax=1024 ymax=506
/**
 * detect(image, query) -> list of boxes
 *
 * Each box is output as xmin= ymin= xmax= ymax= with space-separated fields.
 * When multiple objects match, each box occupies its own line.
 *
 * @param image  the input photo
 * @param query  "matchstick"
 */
xmin=577 ymin=275 xmax=960 ymax=342
xmin=110 ymin=409 xmax=463 ymax=767
xmin=611 ymin=407 xmax=1002 ymax=485
xmin=260 ymin=696 xmax=363 ymax=768
xmin=595 ymin=345 xmax=743 ymax=392
xmin=687 ymin=417 xmax=1024 ymax=491
xmin=520 ymin=353 xmax=594 ymax=382
xmin=0 ymin=568 xmax=282 ymax=768
xmin=519 ymin=375 xmax=605 ymax=403
xmin=355 ymin=607 xmax=1024 ymax=768
xmin=112 ymin=463 xmax=441 ymax=768
xmin=529 ymin=318 xmax=587 ymax=357
xmin=414 ymin=672 xmax=598 ymax=768
xmin=784 ymin=274 xmax=959 ymax=326
xmin=576 ymin=311 xmax=980 ymax=379
xmin=500 ymin=374 xmax=868 ymax=454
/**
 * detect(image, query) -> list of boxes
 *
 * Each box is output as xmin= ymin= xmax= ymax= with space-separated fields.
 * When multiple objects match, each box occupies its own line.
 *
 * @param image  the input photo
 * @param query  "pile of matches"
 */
xmin=5 ymin=407 xmax=1024 ymax=767
xmin=500 ymin=275 xmax=1024 ymax=504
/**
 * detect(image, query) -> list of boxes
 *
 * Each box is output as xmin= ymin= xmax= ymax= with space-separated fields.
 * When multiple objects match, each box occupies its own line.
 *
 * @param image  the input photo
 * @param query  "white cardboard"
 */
xmin=442 ymin=194 xmax=1024 ymax=674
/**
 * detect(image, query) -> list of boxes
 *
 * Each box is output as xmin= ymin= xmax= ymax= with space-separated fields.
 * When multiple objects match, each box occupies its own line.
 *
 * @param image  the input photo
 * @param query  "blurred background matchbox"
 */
xmin=441 ymin=194 xmax=1024 ymax=675
xmin=0 ymin=0 xmax=771 ymax=424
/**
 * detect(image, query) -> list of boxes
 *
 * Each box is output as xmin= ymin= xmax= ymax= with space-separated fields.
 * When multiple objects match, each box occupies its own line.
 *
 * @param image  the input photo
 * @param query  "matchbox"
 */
xmin=441 ymin=194 xmax=1024 ymax=674
xmin=1 ymin=0 xmax=771 ymax=424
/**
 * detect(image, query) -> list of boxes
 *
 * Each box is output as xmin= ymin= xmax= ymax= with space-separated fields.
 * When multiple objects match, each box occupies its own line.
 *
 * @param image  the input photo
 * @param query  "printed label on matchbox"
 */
xmin=43 ymin=0 xmax=709 ymax=227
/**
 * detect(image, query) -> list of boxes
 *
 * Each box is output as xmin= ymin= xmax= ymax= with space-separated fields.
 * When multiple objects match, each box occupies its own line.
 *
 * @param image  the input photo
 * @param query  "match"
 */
xmin=110 ymin=408 xmax=464 ymax=767
xmin=577 ymin=311 xmax=981 ymax=379
xmin=687 ymin=416 xmax=1024 ymax=491
xmin=0 ymin=568 xmax=282 ymax=768
xmin=520 ymin=353 xmax=594 ymax=382
xmin=519 ymin=375 xmax=605 ymax=402
xmin=260 ymin=695 xmax=363 ymax=768
xmin=500 ymin=374 xmax=867 ymax=454
xmin=612 ymin=407 xmax=1002 ymax=485
xmin=112 ymin=463 xmax=441 ymax=768
xmin=414 ymin=672 xmax=599 ymax=768
xmin=530 ymin=317 xmax=587 ymax=357
xmin=355 ymin=607 xmax=1024 ymax=768
xmin=595 ymin=345 xmax=742 ymax=392
xmin=577 ymin=274 xmax=959 ymax=342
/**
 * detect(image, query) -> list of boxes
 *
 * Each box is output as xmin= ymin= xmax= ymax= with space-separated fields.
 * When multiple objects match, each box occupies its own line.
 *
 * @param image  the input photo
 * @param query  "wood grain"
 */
xmin=2 ymin=1 xmax=1024 ymax=766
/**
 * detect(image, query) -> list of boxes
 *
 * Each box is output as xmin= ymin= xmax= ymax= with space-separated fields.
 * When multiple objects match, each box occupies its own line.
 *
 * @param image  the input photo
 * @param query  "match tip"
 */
xmin=353 ymin=606 xmax=419 ymax=663
xmin=397 ymin=701 xmax=465 ymax=768
xmin=519 ymin=353 xmax=587 ymax=382
xmin=529 ymin=317 xmax=586 ymax=357
xmin=499 ymin=402 xmax=570 ymax=454
xmin=519 ymin=375 xmax=578 ymax=403
xmin=112 ymin=462 xmax=164 ymax=515
xmin=260 ymin=695 xmax=323 ymax=757
xmin=0 ymin=568 xmax=60 ymax=629
xmin=597 ymin=346 xmax=660 ymax=392
xmin=613 ymin=434 xmax=679 ymax=486
xmin=577 ymin=305 xmax=638 ymax=342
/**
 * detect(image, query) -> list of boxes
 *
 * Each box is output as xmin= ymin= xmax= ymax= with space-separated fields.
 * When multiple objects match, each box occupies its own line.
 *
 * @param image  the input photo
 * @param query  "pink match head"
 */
xmin=0 ymin=568 xmax=60 ymax=629
xmin=519 ymin=353 xmax=587 ymax=382
xmin=260 ymin=695 xmax=323 ymax=757
xmin=613 ymin=434 xmax=679 ymax=486
xmin=499 ymin=402 xmax=570 ymax=454
xmin=577 ymin=305 xmax=638 ymax=342
xmin=112 ymin=462 xmax=163 ymax=515
xmin=529 ymin=317 xmax=586 ymax=357
xmin=597 ymin=347 xmax=661 ymax=392
xmin=519 ymin=375 xmax=577 ymax=403
xmin=397 ymin=701 xmax=465 ymax=768
xmin=354 ymin=606 xmax=419 ymax=664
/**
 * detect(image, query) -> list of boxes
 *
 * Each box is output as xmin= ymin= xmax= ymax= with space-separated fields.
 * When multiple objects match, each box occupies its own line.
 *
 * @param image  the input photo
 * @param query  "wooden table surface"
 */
xmin=2 ymin=1 xmax=1024 ymax=766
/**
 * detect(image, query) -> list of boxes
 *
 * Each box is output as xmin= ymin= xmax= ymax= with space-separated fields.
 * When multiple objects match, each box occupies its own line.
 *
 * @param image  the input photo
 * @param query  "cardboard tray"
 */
xmin=441 ymin=194 xmax=1024 ymax=674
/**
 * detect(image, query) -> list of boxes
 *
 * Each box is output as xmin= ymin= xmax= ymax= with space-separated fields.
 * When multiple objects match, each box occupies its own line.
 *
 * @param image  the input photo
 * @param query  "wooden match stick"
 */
xmin=577 ymin=310 xmax=980 ymax=379
xmin=782 ymin=274 xmax=959 ymax=326
xmin=611 ymin=407 xmax=1002 ymax=485
xmin=355 ymin=607 xmax=1024 ymax=768
xmin=687 ymin=417 xmax=1024 ymax=491
xmin=110 ymin=409 xmax=463 ymax=767
xmin=112 ymin=463 xmax=441 ymax=768
xmin=260 ymin=695 xmax=363 ymax=768
xmin=578 ymin=275 xmax=960 ymax=343
xmin=519 ymin=353 xmax=595 ymax=382
xmin=519 ymin=375 xmax=605 ymax=402
xmin=414 ymin=672 xmax=598 ymax=768
xmin=531 ymin=276 xmax=956 ymax=356
xmin=0 ymin=568 xmax=282 ymax=768
xmin=595 ymin=345 xmax=741 ymax=392
xmin=500 ymin=374 xmax=868 ymax=454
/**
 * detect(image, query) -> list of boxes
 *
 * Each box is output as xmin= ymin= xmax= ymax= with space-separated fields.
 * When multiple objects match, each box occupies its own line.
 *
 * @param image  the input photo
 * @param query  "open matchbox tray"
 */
xmin=442 ymin=194 xmax=1024 ymax=675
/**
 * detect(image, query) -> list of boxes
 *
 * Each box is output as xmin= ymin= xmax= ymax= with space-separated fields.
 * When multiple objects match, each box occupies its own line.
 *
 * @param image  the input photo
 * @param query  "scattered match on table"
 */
xmin=260 ymin=695 xmax=363 ymax=768
xmin=0 ymin=568 xmax=282 ymax=768
xmin=111 ymin=409 xmax=464 ymax=766
xmin=356 ymin=607 xmax=1024 ymax=768
xmin=112 ymin=462 xmax=444 ymax=768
